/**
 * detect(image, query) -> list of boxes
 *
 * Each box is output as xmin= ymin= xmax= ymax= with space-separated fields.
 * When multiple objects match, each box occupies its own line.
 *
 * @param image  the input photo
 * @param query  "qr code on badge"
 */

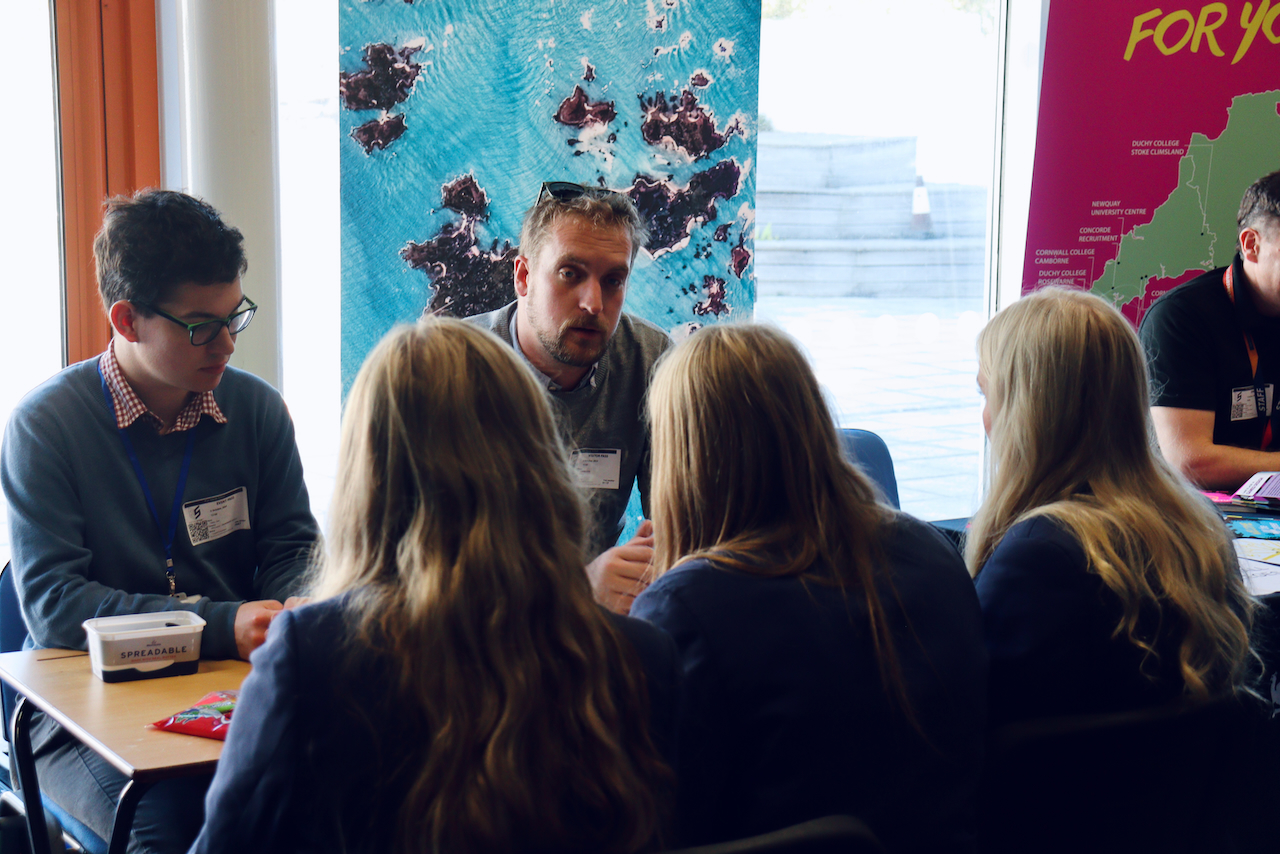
xmin=1231 ymin=388 xmax=1255 ymax=422
xmin=189 ymin=521 xmax=210 ymax=543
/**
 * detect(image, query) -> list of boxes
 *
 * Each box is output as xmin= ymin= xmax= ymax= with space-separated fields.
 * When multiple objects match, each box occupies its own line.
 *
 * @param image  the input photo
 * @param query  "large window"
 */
xmin=753 ymin=0 xmax=1002 ymax=521
xmin=274 ymin=0 xmax=1041 ymax=529
xmin=0 ymin=4 xmax=65 ymax=561
xmin=276 ymin=0 xmax=341 ymax=529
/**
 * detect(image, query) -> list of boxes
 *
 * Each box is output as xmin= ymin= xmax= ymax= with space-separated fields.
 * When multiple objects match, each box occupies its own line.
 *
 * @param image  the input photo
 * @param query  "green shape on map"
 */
xmin=1091 ymin=90 xmax=1280 ymax=307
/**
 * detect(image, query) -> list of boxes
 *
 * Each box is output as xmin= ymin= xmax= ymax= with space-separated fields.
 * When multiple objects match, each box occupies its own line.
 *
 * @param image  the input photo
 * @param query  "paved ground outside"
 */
xmin=755 ymin=295 xmax=987 ymax=523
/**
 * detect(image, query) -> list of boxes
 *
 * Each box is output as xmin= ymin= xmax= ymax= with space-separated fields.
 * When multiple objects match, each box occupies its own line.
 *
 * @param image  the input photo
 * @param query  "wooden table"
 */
xmin=0 ymin=650 xmax=250 ymax=854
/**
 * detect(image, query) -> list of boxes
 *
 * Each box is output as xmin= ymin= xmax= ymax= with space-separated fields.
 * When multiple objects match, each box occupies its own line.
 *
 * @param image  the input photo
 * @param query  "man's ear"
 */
xmin=1241 ymin=228 xmax=1262 ymax=264
xmin=514 ymin=255 xmax=532 ymax=298
xmin=108 ymin=301 xmax=142 ymax=343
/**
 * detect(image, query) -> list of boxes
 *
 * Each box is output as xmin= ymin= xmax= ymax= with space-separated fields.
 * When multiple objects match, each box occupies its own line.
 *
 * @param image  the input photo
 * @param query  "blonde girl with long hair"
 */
xmin=630 ymin=323 xmax=987 ymax=854
xmin=191 ymin=318 xmax=676 ymax=854
xmin=969 ymin=287 xmax=1255 ymax=725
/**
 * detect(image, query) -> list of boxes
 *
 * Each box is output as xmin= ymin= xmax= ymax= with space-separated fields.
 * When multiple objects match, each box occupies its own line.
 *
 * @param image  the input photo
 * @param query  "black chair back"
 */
xmin=979 ymin=696 xmax=1254 ymax=854
xmin=662 ymin=815 xmax=884 ymax=854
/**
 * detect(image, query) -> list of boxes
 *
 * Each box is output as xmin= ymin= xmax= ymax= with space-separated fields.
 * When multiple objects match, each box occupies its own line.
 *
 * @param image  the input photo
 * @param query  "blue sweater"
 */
xmin=631 ymin=513 xmax=987 ymax=853
xmin=975 ymin=515 xmax=1183 ymax=726
xmin=1 ymin=358 xmax=318 ymax=659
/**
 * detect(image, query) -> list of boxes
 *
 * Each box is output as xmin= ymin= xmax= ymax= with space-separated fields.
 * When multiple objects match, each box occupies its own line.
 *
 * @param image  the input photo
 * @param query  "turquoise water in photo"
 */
xmin=340 ymin=0 xmax=761 ymax=393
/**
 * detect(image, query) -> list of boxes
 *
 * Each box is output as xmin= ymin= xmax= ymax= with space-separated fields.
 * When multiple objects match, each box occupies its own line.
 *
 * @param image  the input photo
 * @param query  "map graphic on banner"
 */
xmin=1024 ymin=1 xmax=1280 ymax=326
xmin=339 ymin=0 xmax=760 ymax=394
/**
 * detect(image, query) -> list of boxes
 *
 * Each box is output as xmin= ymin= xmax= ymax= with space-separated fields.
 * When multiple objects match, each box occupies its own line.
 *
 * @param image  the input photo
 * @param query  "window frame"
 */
xmin=51 ymin=0 xmax=162 ymax=365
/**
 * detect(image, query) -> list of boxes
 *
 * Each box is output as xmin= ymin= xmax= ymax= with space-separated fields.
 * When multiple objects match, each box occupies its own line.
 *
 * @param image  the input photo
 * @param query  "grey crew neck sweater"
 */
xmin=466 ymin=302 xmax=672 ymax=556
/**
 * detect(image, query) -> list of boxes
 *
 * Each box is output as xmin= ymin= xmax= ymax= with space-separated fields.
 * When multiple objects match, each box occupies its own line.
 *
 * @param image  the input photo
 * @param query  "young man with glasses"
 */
xmin=467 ymin=182 xmax=672 ymax=615
xmin=0 ymin=189 xmax=318 ymax=854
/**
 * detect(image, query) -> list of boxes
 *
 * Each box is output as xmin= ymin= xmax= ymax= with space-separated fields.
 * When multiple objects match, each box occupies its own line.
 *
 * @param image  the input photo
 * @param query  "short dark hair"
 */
xmin=1237 ymin=170 xmax=1280 ymax=235
xmin=519 ymin=185 xmax=649 ymax=263
xmin=94 ymin=189 xmax=248 ymax=313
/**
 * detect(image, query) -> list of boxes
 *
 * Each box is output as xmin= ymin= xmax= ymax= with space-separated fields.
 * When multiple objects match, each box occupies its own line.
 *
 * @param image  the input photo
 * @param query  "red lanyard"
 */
xmin=1223 ymin=264 xmax=1272 ymax=450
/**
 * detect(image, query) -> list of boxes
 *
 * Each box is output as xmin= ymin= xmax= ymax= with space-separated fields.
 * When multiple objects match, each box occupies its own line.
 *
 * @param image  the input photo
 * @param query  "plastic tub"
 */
xmin=81 ymin=612 xmax=206 ymax=682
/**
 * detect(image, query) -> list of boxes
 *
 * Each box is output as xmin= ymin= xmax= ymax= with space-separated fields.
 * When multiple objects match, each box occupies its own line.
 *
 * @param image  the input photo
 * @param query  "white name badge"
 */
xmin=1231 ymin=384 xmax=1275 ymax=422
xmin=183 ymin=487 xmax=251 ymax=546
xmin=571 ymin=449 xmax=622 ymax=490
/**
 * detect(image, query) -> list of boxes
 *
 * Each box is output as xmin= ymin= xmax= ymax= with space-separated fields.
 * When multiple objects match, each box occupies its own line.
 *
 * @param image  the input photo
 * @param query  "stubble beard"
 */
xmin=537 ymin=314 xmax=610 ymax=368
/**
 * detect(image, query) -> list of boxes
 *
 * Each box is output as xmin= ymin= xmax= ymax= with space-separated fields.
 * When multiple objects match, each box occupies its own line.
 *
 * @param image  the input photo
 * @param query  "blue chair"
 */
xmin=839 ymin=429 xmax=900 ymax=510
xmin=0 ymin=563 xmax=109 ymax=854
xmin=0 ymin=564 xmax=26 ymax=745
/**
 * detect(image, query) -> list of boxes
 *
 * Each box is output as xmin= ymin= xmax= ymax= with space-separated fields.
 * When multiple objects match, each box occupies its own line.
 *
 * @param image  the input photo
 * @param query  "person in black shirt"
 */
xmin=1140 ymin=169 xmax=1280 ymax=491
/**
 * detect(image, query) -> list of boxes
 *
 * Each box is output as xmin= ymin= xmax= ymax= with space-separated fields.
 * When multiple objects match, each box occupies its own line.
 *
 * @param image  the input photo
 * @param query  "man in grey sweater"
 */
xmin=467 ymin=183 xmax=671 ymax=614
xmin=1 ymin=190 xmax=318 ymax=853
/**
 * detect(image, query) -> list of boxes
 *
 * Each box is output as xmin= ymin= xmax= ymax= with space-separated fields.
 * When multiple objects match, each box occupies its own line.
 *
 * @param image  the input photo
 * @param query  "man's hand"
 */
xmin=586 ymin=520 xmax=654 ymax=615
xmin=234 ymin=600 xmax=284 ymax=661
xmin=283 ymin=596 xmax=312 ymax=610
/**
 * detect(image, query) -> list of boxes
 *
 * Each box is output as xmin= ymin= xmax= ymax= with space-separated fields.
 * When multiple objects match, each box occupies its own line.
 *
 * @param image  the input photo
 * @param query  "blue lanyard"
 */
xmin=97 ymin=362 xmax=197 ymax=597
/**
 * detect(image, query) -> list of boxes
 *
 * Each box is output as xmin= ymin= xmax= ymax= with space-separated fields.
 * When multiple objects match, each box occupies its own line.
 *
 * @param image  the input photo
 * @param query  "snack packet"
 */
xmin=151 ymin=690 xmax=239 ymax=740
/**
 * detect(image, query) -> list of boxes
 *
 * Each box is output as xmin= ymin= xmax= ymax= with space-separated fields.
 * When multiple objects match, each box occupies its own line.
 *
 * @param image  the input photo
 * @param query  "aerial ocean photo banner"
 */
xmin=339 ymin=0 xmax=762 ymax=391
xmin=1023 ymin=0 xmax=1280 ymax=325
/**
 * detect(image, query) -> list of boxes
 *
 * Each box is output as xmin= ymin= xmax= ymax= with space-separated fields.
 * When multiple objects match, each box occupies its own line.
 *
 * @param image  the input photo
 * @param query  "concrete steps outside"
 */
xmin=753 ymin=132 xmax=988 ymax=298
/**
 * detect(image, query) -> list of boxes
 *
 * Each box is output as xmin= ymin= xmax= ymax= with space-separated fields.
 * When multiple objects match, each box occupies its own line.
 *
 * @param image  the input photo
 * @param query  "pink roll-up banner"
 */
xmin=1023 ymin=1 xmax=1280 ymax=326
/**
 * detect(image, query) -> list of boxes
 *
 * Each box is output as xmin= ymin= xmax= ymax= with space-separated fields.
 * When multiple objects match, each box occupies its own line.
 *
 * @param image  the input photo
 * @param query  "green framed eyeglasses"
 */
xmin=143 ymin=296 xmax=257 ymax=346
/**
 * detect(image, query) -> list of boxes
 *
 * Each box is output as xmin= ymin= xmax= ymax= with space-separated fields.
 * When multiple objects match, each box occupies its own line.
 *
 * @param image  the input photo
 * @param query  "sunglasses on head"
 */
xmin=537 ymin=181 xmax=624 ymax=203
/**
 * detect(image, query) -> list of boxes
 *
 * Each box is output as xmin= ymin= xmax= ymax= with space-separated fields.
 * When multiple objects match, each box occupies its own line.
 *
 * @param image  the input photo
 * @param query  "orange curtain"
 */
xmin=54 ymin=0 xmax=162 ymax=365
